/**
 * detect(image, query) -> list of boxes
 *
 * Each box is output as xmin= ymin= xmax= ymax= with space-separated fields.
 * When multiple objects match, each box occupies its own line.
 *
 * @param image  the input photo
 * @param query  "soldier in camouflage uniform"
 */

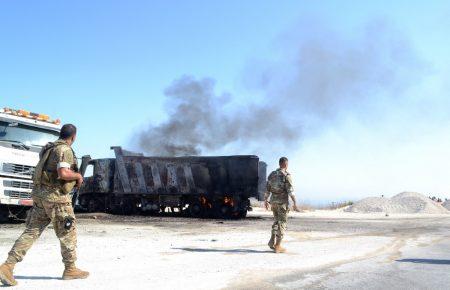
xmin=0 ymin=124 xmax=89 ymax=287
xmin=264 ymin=157 xmax=299 ymax=253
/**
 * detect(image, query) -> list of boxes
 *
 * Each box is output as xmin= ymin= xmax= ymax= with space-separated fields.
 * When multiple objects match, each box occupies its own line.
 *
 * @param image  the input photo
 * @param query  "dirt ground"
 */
xmin=1 ymin=208 xmax=449 ymax=289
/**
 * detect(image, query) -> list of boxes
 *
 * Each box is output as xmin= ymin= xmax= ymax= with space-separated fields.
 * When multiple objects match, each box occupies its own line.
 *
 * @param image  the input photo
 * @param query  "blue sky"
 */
xmin=2 ymin=1 xmax=450 ymax=203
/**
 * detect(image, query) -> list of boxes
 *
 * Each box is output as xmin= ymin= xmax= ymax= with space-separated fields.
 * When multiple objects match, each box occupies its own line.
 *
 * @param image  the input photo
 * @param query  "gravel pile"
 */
xmin=391 ymin=192 xmax=449 ymax=214
xmin=443 ymin=200 xmax=450 ymax=211
xmin=346 ymin=192 xmax=449 ymax=214
xmin=344 ymin=197 xmax=400 ymax=213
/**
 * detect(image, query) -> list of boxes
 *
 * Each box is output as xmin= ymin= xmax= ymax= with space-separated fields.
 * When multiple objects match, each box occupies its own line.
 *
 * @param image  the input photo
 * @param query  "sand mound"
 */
xmin=345 ymin=197 xmax=402 ymax=213
xmin=443 ymin=200 xmax=450 ymax=210
xmin=391 ymin=192 xmax=449 ymax=214
xmin=346 ymin=192 xmax=449 ymax=214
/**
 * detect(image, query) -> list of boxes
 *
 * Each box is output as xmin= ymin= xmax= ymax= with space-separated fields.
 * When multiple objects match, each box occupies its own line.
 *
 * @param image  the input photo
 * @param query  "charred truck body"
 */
xmin=77 ymin=147 xmax=266 ymax=219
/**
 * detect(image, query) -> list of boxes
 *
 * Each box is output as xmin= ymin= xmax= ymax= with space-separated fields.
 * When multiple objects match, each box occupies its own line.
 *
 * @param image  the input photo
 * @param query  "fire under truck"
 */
xmin=0 ymin=108 xmax=61 ymax=221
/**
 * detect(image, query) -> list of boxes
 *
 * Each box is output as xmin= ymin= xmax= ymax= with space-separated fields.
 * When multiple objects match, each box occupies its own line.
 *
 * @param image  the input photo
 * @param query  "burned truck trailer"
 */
xmin=77 ymin=147 xmax=265 ymax=218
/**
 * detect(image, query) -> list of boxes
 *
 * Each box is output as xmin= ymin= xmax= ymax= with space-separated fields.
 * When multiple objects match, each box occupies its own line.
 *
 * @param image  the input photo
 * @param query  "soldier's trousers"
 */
xmin=271 ymin=203 xmax=288 ymax=239
xmin=6 ymin=197 xmax=77 ymax=266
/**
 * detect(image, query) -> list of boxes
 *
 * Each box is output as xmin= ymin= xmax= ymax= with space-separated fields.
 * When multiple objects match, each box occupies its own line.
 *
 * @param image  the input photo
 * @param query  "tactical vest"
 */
xmin=267 ymin=169 xmax=289 ymax=195
xmin=32 ymin=142 xmax=77 ymax=195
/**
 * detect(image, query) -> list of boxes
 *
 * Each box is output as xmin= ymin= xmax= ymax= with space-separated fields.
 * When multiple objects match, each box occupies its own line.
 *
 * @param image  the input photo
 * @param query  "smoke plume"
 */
xmin=137 ymin=76 xmax=298 ymax=156
xmin=137 ymin=21 xmax=423 ymax=156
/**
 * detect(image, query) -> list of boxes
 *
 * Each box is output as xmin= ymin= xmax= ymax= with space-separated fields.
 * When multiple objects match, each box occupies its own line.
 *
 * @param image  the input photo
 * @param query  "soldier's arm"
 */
xmin=264 ymin=191 xmax=271 ymax=210
xmin=56 ymin=146 xmax=83 ymax=186
xmin=58 ymin=168 xmax=81 ymax=181
xmin=264 ymin=179 xmax=272 ymax=210
xmin=286 ymin=174 xmax=299 ymax=212
xmin=264 ymin=190 xmax=271 ymax=201
xmin=285 ymin=173 xmax=294 ymax=194
xmin=289 ymin=193 xmax=300 ymax=212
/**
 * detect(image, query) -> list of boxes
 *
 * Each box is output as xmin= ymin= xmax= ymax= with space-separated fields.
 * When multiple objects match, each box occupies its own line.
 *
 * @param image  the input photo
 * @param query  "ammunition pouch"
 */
xmin=60 ymin=180 xmax=77 ymax=195
xmin=271 ymin=190 xmax=286 ymax=195
xmin=41 ymin=170 xmax=76 ymax=195
xmin=41 ymin=170 xmax=57 ymax=186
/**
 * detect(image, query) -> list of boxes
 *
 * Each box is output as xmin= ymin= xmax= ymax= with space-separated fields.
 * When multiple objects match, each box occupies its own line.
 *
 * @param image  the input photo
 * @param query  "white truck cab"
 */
xmin=0 ymin=108 xmax=61 ymax=221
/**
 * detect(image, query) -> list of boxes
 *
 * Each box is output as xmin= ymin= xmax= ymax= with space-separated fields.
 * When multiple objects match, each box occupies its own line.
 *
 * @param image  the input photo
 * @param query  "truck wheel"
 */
xmin=189 ymin=203 xmax=203 ymax=218
xmin=88 ymin=199 xmax=97 ymax=213
xmin=0 ymin=210 xmax=9 ymax=223
xmin=121 ymin=203 xmax=135 ymax=215
xmin=237 ymin=210 xmax=247 ymax=219
xmin=217 ymin=204 xmax=232 ymax=219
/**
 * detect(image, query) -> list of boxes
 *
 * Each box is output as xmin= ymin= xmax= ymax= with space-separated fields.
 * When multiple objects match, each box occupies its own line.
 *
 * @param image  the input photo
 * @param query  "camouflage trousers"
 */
xmin=271 ymin=203 xmax=288 ymax=239
xmin=6 ymin=196 xmax=77 ymax=266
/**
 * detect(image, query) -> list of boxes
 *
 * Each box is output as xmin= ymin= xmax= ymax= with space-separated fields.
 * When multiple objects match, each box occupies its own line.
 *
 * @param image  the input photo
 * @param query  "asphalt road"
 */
xmin=267 ymin=234 xmax=450 ymax=290
xmin=0 ymin=210 xmax=449 ymax=290
xmin=245 ymin=214 xmax=450 ymax=290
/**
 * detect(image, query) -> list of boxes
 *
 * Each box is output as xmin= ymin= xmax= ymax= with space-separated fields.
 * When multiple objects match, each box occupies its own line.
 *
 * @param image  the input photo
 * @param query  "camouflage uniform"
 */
xmin=6 ymin=140 xmax=78 ymax=267
xmin=266 ymin=168 xmax=293 ymax=240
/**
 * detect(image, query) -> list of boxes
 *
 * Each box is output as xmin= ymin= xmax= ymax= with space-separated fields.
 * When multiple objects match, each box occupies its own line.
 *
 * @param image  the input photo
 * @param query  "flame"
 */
xmin=199 ymin=196 xmax=212 ymax=209
xmin=223 ymin=196 xmax=234 ymax=207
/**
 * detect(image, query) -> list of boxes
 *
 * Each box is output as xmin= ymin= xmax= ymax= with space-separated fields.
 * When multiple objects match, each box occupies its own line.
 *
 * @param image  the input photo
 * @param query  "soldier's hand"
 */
xmin=76 ymin=174 xmax=84 ymax=188
xmin=264 ymin=200 xmax=270 ymax=210
xmin=293 ymin=205 xmax=300 ymax=212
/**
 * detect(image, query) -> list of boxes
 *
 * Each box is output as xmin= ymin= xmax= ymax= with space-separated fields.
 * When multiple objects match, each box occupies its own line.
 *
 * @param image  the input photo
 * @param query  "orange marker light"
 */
xmin=18 ymin=109 xmax=30 ymax=117
xmin=38 ymin=114 xmax=49 ymax=121
xmin=3 ymin=108 xmax=60 ymax=125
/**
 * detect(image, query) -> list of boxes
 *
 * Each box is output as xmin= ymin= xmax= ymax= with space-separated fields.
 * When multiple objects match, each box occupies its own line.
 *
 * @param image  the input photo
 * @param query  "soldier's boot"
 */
xmin=268 ymin=234 xmax=276 ymax=250
xmin=0 ymin=263 xmax=17 ymax=286
xmin=274 ymin=237 xmax=286 ymax=253
xmin=62 ymin=264 xmax=89 ymax=280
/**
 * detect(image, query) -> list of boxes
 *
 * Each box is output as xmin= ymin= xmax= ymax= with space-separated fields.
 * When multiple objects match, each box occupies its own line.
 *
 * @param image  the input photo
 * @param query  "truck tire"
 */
xmin=216 ymin=204 xmax=233 ymax=219
xmin=87 ymin=199 xmax=98 ymax=213
xmin=189 ymin=203 xmax=203 ymax=218
xmin=0 ymin=210 xmax=9 ymax=223
xmin=236 ymin=210 xmax=247 ymax=219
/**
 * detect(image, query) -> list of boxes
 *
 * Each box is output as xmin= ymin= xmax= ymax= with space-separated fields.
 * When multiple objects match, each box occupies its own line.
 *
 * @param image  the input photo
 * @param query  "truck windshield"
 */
xmin=0 ymin=121 xmax=59 ymax=147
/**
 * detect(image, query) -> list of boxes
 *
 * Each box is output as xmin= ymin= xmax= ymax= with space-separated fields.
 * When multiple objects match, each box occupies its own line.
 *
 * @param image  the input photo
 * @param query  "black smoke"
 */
xmin=137 ymin=76 xmax=298 ymax=156
xmin=137 ymin=21 xmax=423 ymax=156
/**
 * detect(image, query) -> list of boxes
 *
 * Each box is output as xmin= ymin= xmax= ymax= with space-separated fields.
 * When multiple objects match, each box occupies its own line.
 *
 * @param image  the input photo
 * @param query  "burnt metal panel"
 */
xmin=134 ymin=162 xmax=148 ymax=193
xmin=183 ymin=164 xmax=196 ymax=193
xmin=150 ymin=163 xmax=163 ymax=191
xmin=98 ymin=147 xmax=260 ymax=198
xmin=111 ymin=146 xmax=132 ymax=193
xmin=78 ymin=158 xmax=115 ymax=195
xmin=258 ymin=161 xmax=267 ymax=201
xmin=166 ymin=163 xmax=179 ymax=193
